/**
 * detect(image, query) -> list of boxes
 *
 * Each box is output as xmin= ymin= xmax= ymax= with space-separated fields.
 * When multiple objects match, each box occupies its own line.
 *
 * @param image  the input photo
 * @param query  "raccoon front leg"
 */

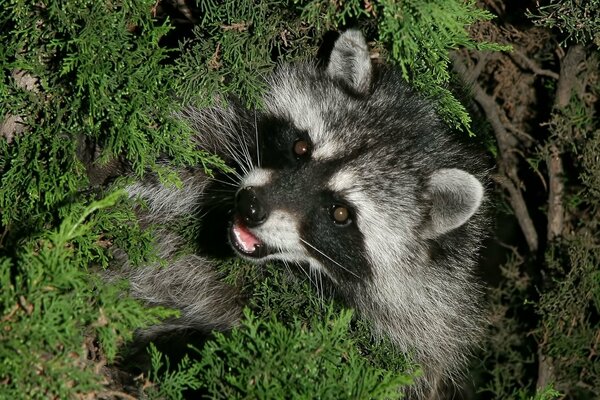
xmin=126 ymin=251 xmax=243 ymax=337
xmin=116 ymin=168 xmax=243 ymax=344
xmin=125 ymin=168 xmax=210 ymax=226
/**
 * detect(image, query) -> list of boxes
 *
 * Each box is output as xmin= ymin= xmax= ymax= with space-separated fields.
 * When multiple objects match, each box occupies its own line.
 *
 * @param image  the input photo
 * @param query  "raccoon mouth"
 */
xmin=229 ymin=218 xmax=270 ymax=259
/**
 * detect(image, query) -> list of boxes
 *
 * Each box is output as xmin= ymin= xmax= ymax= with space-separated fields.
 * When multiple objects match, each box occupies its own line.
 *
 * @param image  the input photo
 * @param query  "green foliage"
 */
xmin=195 ymin=307 xmax=413 ymax=399
xmin=175 ymin=1 xmax=281 ymax=107
xmin=145 ymin=343 xmax=203 ymax=400
xmin=522 ymin=386 xmax=562 ymax=400
xmin=0 ymin=0 xmax=220 ymax=232
xmin=539 ymin=238 xmax=600 ymax=397
xmin=299 ymin=0 xmax=371 ymax=32
xmin=535 ymin=78 xmax=600 ymax=398
xmin=528 ymin=0 xmax=600 ymax=46
xmin=377 ymin=0 xmax=510 ymax=133
xmin=232 ymin=259 xmax=417 ymax=375
xmin=477 ymin=256 xmax=538 ymax=399
xmin=141 ymin=259 xmax=416 ymax=399
xmin=1 ymin=2 xmax=224 ymax=394
xmin=0 ymin=192 xmax=174 ymax=399
xmin=174 ymin=0 xmax=504 ymax=132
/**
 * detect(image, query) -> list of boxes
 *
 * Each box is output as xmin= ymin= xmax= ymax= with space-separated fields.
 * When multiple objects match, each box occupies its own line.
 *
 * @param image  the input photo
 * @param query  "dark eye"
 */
xmin=293 ymin=139 xmax=310 ymax=157
xmin=331 ymin=204 xmax=351 ymax=225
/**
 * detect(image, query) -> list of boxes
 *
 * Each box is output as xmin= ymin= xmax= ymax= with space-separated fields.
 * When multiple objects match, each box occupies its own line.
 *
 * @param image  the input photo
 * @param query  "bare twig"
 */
xmin=510 ymin=48 xmax=560 ymax=80
xmin=96 ymin=390 xmax=138 ymax=400
xmin=469 ymin=52 xmax=494 ymax=83
xmin=452 ymin=52 xmax=539 ymax=252
xmin=1 ymin=304 xmax=19 ymax=322
xmin=505 ymin=120 xmax=536 ymax=144
xmin=0 ymin=224 xmax=10 ymax=248
xmin=492 ymin=175 xmax=539 ymax=252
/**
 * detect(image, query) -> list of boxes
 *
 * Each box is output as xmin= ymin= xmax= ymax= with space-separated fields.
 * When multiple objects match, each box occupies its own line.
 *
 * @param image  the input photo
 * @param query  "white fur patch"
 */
xmin=266 ymin=84 xmax=325 ymax=138
xmin=347 ymin=191 xmax=411 ymax=265
xmin=241 ymin=168 xmax=273 ymax=188
xmin=252 ymin=209 xmax=304 ymax=257
xmin=328 ymin=169 xmax=414 ymax=269
xmin=126 ymin=176 xmax=204 ymax=218
xmin=328 ymin=169 xmax=358 ymax=193
xmin=329 ymin=168 xmax=418 ymax=263
xmin=248 ymin=209 xmax=329 ymax=276
xmin=312 ymin=141 xmax=340 ymax=160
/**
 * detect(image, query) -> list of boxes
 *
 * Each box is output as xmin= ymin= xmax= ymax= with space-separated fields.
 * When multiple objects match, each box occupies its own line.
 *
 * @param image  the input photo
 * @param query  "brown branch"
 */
xmin=546 ymin=45 xmax=584 ymax=242
xmin=537 ymin=349 xmax=556 ymax=392
xmin=554 ymin=45 xmax=585 ymax=109
xmin=97 ymin=391 xmax=138 ymax=400
xmin=492 ymin=175 xmax=539 ymax=252
xmin=510 ymin=49 xmax=560 ymax=80
xmin=452 ymin=52 xmax=539 ymax=252
xmin=536 ymin=44 xmax=586 ymax=392
xmin=546 ymin=143 xmax=564 ymax=241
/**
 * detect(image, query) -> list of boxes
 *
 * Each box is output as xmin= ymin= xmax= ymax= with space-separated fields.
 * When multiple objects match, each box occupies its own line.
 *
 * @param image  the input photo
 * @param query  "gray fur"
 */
xmin=118 ymin=30 xmax=489 ymax=399
xmin=326 ymin=29 xmax=372 ymax=94
xmin=108 ymin=183 xmax=243 ymax=335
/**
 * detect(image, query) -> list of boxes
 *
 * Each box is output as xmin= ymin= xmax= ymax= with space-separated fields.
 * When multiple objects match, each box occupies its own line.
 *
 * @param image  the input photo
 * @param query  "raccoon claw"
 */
xmin=230 ymin=219 xmax=267 ymax=258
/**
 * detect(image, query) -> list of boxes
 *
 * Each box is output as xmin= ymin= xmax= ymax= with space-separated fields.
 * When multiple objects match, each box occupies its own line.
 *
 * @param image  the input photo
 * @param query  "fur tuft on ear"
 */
xmin=326 ymin=29 xmax=372 ymax=94
xmin=426 ymin=168 xmax=484 ymax=237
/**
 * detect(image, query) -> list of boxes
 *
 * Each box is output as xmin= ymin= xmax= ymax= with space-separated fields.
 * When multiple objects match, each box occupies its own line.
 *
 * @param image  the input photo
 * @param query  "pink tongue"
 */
xmin=233 ymin=221 xmax=261 ymax=253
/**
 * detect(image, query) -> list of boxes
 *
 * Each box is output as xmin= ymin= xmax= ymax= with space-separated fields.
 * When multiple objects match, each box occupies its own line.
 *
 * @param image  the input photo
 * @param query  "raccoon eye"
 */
xmin=331 ymin=205 xmax=351 ymax=225
xmin=293 ymin=139 xmax=310 ymax=157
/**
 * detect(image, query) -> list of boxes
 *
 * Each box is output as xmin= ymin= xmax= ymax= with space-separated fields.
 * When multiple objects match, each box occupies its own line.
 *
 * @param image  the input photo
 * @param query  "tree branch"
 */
xmin=452 ymin=51 xmax=539 ymax=252
xmin=510 ymin=48 xmax=560 ymax=80
xmin=536 ymin=44 xmax=585 ymax=392
xmin=492 ymin=175 xmax=539 ymax=252
xmin=546 ymin=45 xmax=584 ymax=242
xmin=546 ymin=143 xmax=564 ymax=241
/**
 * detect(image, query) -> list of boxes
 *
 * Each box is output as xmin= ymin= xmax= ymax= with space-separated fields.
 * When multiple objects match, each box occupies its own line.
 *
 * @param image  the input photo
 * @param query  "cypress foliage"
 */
xmin=0 ymin=191 xmax=176 ymax=398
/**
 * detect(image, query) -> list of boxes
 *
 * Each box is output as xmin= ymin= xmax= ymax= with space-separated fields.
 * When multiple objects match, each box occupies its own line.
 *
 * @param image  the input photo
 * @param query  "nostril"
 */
xmin=235 ymin=187 xmax=267 ymax=227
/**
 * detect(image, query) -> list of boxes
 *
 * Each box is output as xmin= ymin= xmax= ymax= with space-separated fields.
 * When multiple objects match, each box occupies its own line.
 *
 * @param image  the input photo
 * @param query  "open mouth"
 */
xmin=229 ymin=217 xmax=271 ymax=259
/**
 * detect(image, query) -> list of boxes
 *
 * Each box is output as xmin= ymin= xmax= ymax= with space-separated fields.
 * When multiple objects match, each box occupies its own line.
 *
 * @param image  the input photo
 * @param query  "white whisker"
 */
xmin=300 ymin=238 xmax=359 ymax=279
xmin=209 ymin=177 xmax=239 ymax=188
xmin=254 ymin=111 xmax=261 ymax=168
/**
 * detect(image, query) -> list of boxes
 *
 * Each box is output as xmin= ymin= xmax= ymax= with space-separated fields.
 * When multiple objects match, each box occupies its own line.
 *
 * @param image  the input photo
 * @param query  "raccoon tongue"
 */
xmin=232 ymin=220 xmax=262 ymax=254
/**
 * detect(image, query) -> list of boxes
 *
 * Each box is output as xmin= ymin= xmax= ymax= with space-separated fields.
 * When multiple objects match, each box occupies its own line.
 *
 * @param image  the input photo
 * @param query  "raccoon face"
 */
xmin=228 ymin=115 xmax=372 ymax=284
xmin=228 ymin=30 xmax=485 ymax=287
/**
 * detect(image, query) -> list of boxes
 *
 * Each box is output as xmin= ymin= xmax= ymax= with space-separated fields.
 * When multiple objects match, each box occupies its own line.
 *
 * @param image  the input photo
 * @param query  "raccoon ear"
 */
xmin=326 ymin=29 xmax=372 ymax=94
xmin=426 ymin=168 xmax=484 ymax=237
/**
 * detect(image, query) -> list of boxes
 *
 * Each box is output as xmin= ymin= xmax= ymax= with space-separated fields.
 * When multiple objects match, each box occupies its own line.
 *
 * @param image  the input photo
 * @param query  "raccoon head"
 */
xmin=229 ymin=30 xmax=485 ymax=286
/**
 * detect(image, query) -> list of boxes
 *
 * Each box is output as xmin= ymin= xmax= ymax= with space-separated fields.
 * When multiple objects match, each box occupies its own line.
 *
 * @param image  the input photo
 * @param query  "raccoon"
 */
xmin=123 ymin=30 xmax=489 ymax=398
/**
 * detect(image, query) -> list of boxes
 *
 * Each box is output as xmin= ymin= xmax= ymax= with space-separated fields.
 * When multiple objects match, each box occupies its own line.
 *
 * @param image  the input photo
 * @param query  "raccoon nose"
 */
xmin=235 ymin=187 xmax=268 ymax=227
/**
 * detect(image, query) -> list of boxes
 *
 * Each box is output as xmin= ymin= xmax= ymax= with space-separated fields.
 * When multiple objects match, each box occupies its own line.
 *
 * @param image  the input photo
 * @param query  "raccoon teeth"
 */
xmin=231 ymin=219 xmax=263 ymax=256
